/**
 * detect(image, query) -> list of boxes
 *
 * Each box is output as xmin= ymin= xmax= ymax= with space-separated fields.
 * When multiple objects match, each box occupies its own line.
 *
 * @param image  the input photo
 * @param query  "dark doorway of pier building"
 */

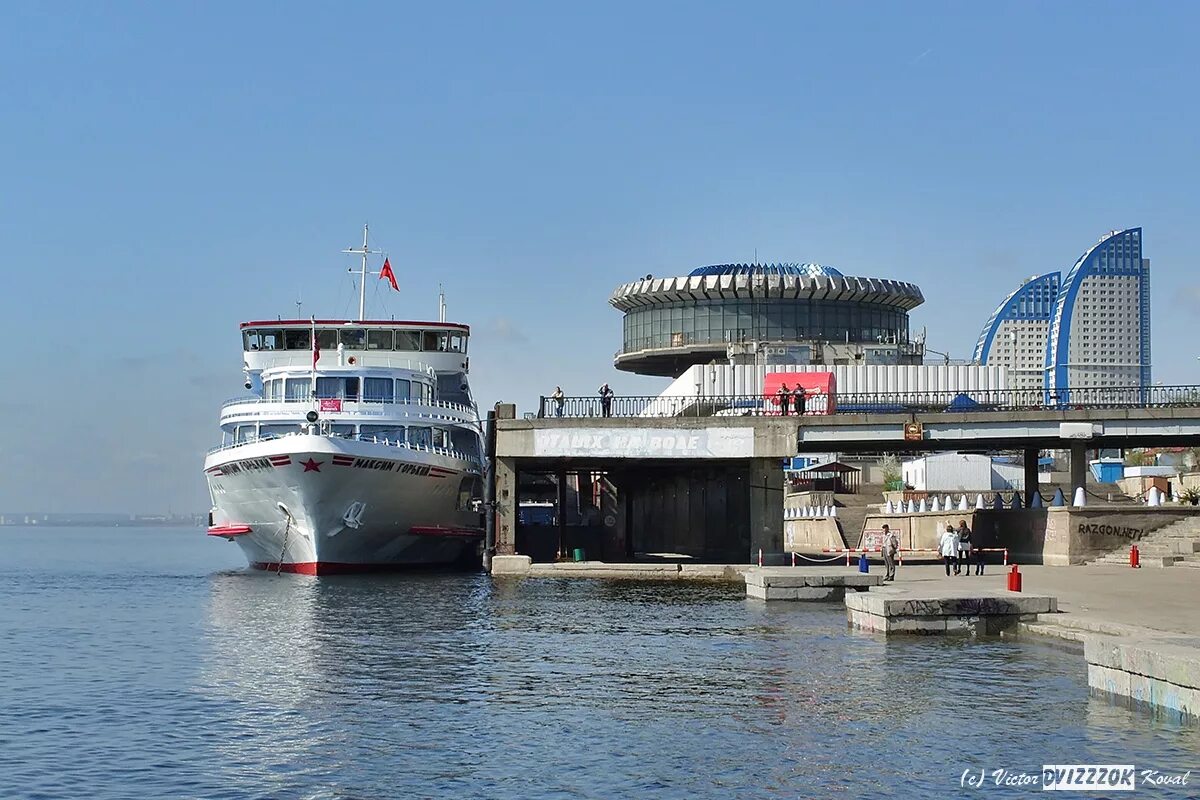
xmin=514 ymin=460 xmax=763 ymax=564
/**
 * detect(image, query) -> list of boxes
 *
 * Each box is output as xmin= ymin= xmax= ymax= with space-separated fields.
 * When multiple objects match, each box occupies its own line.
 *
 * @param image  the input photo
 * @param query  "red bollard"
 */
xmin=1130 ymin=545 xmax=1141 ymax=568
xmin=1006 ymin=565 xmax=1022 ymax=592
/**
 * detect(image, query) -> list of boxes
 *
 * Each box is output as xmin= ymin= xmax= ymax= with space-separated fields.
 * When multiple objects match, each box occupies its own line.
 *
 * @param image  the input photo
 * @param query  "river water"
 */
xmin=1 ymin=526 xmax=1196 ymax=799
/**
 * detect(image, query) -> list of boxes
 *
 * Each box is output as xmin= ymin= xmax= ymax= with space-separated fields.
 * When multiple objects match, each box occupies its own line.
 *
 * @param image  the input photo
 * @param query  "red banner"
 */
xmin=319 ymin=398 xmax=343 ymax=412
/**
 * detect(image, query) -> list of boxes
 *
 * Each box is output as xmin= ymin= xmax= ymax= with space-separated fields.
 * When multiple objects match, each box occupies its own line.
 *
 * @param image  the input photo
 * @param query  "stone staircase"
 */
xmin=1089 ymin=515 xmax=1200 ymax=567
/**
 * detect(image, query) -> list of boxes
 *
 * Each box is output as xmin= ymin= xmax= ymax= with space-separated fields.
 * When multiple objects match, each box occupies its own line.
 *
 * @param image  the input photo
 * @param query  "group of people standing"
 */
xmin=878 ymin=519 xmax=982 ymax=581
xmin=548 ymin=385 xmax=614 ymax=418
xmin=774 ymin=383 xmax=807 ymax=416
xmin=940 ymin=520 xmax=981 ymax=576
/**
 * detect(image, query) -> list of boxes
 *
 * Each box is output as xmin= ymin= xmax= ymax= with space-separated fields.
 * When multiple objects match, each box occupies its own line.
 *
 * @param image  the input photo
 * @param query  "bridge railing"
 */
xmin=536 ymin=385 xmax=1200 ymax=419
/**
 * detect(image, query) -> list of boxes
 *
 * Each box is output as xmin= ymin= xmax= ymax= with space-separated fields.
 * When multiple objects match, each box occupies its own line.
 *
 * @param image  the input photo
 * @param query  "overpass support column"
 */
xmin=1069 ymin=442 xmax=1088 ymax=496
xmin=749 ymin=458 xmax=784 ymax=565
xmin=556 ymin=468 xmax=568 ymax=560
xmin=495 ymin=457 xmax=518 ymax=555
xmin=1024 ymin=448 xmax=1040 ymax=506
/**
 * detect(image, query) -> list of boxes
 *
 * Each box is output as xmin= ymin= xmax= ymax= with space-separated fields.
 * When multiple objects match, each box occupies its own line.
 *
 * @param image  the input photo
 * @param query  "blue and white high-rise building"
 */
xmin=975 ymin=228 xmax=1151 ymax=398
xmin=973 ymin=272 xmax=1060 ymax=391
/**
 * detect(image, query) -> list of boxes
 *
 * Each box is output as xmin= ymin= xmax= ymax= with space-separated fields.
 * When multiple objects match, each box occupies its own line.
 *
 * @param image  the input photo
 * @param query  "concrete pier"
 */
xmin=845 ymin=588 xmax=1057 ymax=635
xmin=744 ymin=567 xmax=882 ymax=600
xmin=1085 ymin=635 xmax=1200 ymax=718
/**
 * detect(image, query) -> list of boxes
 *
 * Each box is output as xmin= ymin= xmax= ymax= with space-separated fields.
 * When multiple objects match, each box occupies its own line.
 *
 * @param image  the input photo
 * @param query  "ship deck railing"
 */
xmin=206 ymin=432 xmax=482 ymax=465
xmin=220 ymin=395 xmax=478 ymax=418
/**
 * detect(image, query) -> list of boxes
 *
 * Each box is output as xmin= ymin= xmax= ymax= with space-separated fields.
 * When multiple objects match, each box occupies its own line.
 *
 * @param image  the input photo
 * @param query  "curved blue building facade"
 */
xmin=974 ymin=228 xmax=1151 ymax=399
xmin=1045 ymin=228 xmax=1150 ymax=399
xmin=972 ymin=272 xmax=1060 ymax=389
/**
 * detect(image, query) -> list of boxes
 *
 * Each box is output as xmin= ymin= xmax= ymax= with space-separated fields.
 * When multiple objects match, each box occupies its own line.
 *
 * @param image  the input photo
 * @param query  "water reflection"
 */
xmin=192 ymin=572 xmax=1200 ymax=798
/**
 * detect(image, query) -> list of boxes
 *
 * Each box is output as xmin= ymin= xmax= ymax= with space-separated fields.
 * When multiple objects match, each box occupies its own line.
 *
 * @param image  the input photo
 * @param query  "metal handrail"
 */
xmin=206 ymin=431 xmax=483 ymax=464
xmin=536 ymin=385 xmax=1200 ymax=419
xmin=221 ymin=395 xmax=477 ymax=417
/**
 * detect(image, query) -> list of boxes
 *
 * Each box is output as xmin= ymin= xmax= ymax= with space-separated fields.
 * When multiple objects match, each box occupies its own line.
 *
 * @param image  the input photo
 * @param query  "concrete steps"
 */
xmin=1087 ymin=513 xmax=1200 ymax=568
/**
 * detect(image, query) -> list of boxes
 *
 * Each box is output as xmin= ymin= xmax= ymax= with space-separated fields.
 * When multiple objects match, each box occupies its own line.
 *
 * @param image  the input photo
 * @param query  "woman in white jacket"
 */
xmin=939 ymin=524 xmax=959 ymax=576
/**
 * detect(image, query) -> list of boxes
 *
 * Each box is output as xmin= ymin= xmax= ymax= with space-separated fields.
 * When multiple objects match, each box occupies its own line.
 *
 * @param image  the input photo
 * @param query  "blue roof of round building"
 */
xmin=687 ymin=262 xmax=845 ymax=278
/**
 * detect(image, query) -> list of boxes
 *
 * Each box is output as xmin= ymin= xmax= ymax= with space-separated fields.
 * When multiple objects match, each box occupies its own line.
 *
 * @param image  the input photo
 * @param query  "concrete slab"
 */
xmin=845 ymin=589 xmax=1056 ymax=617
xmin=490 ymin=555 xmax=532 ymax=576
xmin=744 ymin=567 xmax=884 ymax=600
xmin=1085 ymin=635 xmax=1200 ymax=719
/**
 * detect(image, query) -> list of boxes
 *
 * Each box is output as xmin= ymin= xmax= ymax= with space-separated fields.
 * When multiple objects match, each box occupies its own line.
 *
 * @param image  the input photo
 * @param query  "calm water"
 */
xmin=1 ymin=527 xmax=1197 ymax=799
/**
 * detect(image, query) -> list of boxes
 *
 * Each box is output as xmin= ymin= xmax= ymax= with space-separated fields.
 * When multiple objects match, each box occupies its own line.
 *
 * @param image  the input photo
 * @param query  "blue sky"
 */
xmin=2 ymin=2 xmax=1197 ymax=513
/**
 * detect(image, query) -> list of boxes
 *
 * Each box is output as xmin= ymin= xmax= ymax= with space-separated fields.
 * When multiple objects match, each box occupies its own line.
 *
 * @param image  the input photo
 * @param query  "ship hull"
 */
xmin=204 ymin=435 xmax=483 ymax=572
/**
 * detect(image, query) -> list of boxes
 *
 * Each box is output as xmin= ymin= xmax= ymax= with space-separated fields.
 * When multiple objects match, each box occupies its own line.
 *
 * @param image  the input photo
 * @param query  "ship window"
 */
xmin=259 ymin=330 xmax=284 ymax=350
xmin=367 ymin=330 xmax=393 ymax=350
xmin=432 ymin=428 xmax=448 ymax=448
xmin=264 ymin=379 xmax=282 ymax=401
xmin=395 ymin=379 xmax=411 ymax=401
xmin=329 ymin=424 xmax=355 ymax=437
xmin=243 ymin=330 xmax=261 ymax=350
xmin=317 ymin=329 xmax=338 ymax=350
xmin=360 ymin=424 xmax=406 ymax=443
xmin=364 ymin=377 xmax=394 ymax=403
xmin=394 ymin=331 xmax=421 ymax=351
xmin=260 ymin=423 xmax=299 ymax=438
xmin=423 ymin=331 xmax=447 ymax=351
xmin=235 ymin=424 xmax=256 ymax=443
xmin=344 ymin=377 xmax=359 ymax=400
xmin=285 ymin=377 xmax=311 ymax=401
xmin=284 ymin=329 xmax=311 ymax=350
xmin=412 ymin=381 xmax=430 ymax=403
xmin=408 ymin=427 xmax=432 ymax=448
xmin=340 ymin=329 xmax=366 ymax=349
xmin=316 ymin=377 xmax=342 ymax=399
xmin=448 ymin=333 xmax=467 ymax=353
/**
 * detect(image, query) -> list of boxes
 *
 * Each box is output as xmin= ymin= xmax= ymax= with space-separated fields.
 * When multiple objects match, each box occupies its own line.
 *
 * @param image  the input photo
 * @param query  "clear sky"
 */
xmin=2 ymin=2 xmax=1197 ymax=513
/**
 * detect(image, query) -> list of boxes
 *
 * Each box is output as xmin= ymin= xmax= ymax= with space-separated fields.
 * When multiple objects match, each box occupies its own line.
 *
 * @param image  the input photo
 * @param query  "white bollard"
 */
xmin=884 ymin=499 xmax=894 ymax=514
xmin=958 ymin=495 xmax=969 ymax=512
xmin=975 ymin=493 xmax=985 ymax=511
xmin=1073 ymin=487 xmax=1087 ymax=508
xmin=830 ymin=505 xmax=838 ymax=518
xmin=942 ymin=495 xmax=952 ymax=510
xmin=930 ymin=496 xmax=941 ymax=512
xmin=918 ymin=498 xmax=928 ymax=513
xmin=906 ymin=500 xmax=917 ymax=514
xmin=1148 ymin=487 xmax=1161 ymax=507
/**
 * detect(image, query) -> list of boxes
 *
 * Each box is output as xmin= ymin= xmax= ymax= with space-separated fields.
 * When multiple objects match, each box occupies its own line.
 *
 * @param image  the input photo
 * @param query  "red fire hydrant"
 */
xmin=1130 ymin=545 xmax=1141 ymax=569
xmin=1006 ymin=564 xmax=1022 ymax=592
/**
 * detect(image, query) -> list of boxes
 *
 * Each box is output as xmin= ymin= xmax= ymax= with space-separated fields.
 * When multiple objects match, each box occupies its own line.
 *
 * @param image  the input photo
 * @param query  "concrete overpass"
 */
xmin=492 ymin=399 xmax=1200 ymax=566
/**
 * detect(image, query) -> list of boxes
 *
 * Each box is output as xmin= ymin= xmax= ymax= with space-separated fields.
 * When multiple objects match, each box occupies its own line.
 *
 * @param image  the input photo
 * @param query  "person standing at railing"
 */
xmin=793 ymin=385 xmax=807 ymax=417
xmin=777 ymin=383 xmax=791 ymax=416
xmin=599 ymin=383 xmax=614 ymax=417
xmin=551 ymin=386 xmax=565 ymax=417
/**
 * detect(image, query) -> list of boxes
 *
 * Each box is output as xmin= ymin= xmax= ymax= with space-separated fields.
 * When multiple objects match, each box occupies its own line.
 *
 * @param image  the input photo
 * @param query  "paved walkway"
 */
xmin=884 ymin=563 xmax=1200 ymax=637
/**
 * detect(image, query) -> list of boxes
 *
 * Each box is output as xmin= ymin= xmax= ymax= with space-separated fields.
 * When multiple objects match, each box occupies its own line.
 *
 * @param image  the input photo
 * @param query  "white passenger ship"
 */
xmin=204 ymin=229 xmax=484 ymax=573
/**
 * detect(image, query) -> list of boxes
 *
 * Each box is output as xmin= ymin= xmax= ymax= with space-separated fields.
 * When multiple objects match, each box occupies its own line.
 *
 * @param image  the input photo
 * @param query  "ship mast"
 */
xmin=343 ymin=224 xmax=382 ymax=321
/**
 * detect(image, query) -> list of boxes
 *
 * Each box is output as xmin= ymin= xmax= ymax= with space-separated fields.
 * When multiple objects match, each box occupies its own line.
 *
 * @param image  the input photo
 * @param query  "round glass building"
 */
xmin=610 ymin=263 xmax=924 ymax=377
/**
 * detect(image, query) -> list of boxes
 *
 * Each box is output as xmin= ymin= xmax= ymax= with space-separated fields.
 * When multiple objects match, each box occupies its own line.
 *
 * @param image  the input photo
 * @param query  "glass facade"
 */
xmin=620 ymin=298 xmax=910 ymax=354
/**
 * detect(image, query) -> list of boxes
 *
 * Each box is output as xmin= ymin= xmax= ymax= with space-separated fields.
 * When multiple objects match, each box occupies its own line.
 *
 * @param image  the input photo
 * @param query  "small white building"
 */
xmin=902 ymin=453 xmax=1023 ymax=492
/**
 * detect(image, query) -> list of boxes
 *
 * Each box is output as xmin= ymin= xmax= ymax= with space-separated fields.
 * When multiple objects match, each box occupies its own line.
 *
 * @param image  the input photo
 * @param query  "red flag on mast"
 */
xmin=312 ymin=329 xmax=320 ymax=367
xmin=380 ymin=258 xmax=398 ymax=291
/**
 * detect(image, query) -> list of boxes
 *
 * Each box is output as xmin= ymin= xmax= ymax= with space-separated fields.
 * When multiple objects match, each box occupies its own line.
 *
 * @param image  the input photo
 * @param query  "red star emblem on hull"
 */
xmin=301 ymin=458 xmax=323 ymax=472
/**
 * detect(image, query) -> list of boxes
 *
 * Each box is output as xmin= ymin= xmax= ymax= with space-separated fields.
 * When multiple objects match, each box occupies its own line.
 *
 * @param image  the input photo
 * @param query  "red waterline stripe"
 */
xmin=249 ymin=561 xmax=470 ymax=575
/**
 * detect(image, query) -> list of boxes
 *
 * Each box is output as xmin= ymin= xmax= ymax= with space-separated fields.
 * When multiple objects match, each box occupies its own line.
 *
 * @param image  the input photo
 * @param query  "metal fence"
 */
xmin=537 ymin=385 xmax=1200 ymax=419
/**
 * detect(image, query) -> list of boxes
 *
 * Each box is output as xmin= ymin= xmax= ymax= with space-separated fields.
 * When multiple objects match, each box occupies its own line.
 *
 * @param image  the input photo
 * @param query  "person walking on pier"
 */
xmin=881 ymin=524 xmax=899 ymax=582
xmin=777 ymin=383 xmax=791 ymax=415
xmin=793 ymin=384 xmax=807 ymax=416
xmin=551 ymin=386 xmax=565 ymax=417
xmin=598 ymin=383 xmax=614 ymax=417
xmin=940 ymin=523 xmax=959 ymax=576
xmin=956 ymin=520 xmax=973 ymax=576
